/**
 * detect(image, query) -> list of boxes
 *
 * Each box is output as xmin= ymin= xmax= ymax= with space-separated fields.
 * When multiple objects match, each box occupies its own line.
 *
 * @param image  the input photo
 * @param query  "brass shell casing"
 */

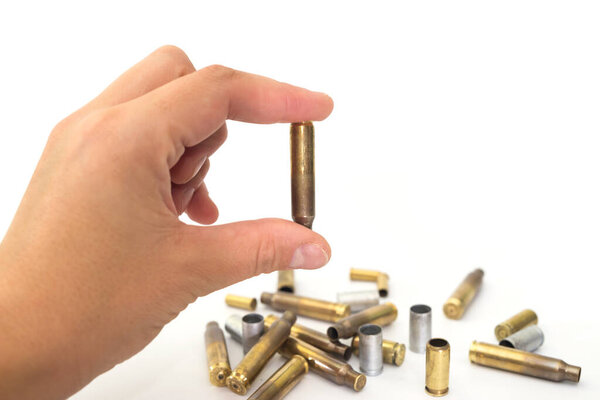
xmin=351 ymin=336 xmax=406 ymax=366
xmin=204 ymin=321 xmax=232 ymax=386
xmin=290 ymin=121 xmax=315 ymax=230
xmin=279 ymin=337 xmax=367 ymax=392
xmin=248 ymin=355 xmax=308 ymax=400
xmin=349 ymin=268 xmax=390 ymax=297
xmin=261 ymin=292 xmax=350 ymax=323
xmin=265 ymin=314 xmax=352 ymax=360
xmin=443 ymin=268 xmax=484 ymax=319
xmin=226 ymin=294 xmax=257 ymax=311
xmin=226 ymin=312 xmax=297 ymax=395
xmin=494 ymin=309 xmax=538 ymax=340
xmin=327 ymin=302 xmax=398 ymax=340
xmin=469 ymin=341 xmax=581 ymax=383
xmin=277 ymin=271 xmax=295 ymax=293
xmin=425 ymin=338 xmax=450 ymax=397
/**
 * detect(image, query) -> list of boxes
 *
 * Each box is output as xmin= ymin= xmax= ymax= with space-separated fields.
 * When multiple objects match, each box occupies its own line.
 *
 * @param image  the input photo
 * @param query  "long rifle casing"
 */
xmin=327 ymin=302 xmax=398 ymax=340
xmin=227 ymin=312 xmax=297 ymax=395
xmin=248 ymin=355 xmax=308 ymax=400
xmin=279 ymin=337 xmax=367 ymax=392
xmin=349 ymin=268 xmax=389 ymax=297
xmin=495 ymin=309 xmax=538 ymax=340
xmin=261 ymin=292 xmax=350 ymax=322
xmin=351 ymin=336 xmax=406 ymax=366
xmin=277 ymin=270 xmax=295 ymax=293
xmin=265 ymin=314 xmax=352 ymax=360
xmin=469 ymin=341 xmax=581 ymax=383
xmin=443 ymin=268 xmax=484 ymax=319
xmin=204 ymin=321 xmax=232 ymax=387
xmin=425 ymin=338 xmax=450 ymax=397
xmin=226 ymin=294 xmax=257 ymax=311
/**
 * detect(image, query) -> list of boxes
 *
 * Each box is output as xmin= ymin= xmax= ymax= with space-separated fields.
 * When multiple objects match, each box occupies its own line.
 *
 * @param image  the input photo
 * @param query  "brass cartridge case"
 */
xmin=425 ymin=338 xmax=450 ymax=397
xmin=327 ymin=302 xmax=398 ymax=340
xmin=495 ymin=309 xmax=538 ymax=340
xmin=469 ymin=341 xmax=581 ymax=383
xmin=204 ymin=321 xmax=232 ymax=386
xmin=248 ymin=355 xmax=308 ymax=400
xmin=226 ymin=294 xmax=257 ymax=311
xmin=349 ymin=268 xmax=389 ymax=297
xmin=277 ymin=270 xmax=295 ymax=293
xmin=265 ymin=314 xmax=352 ymax=360
xmin=280 ymin=337 xmax=367 ymax=392
xmin=227 ymin=311 xmax=297 ymax=395
xmin=290 ymin=121 xmax=315 ymax=230
xmin=261 ymin=292 xmax=350 ymax=322
xmin=443 ymin=268 xmax=484 ymax=319
xmin=351 ymin=336 xmax=406 ymax=366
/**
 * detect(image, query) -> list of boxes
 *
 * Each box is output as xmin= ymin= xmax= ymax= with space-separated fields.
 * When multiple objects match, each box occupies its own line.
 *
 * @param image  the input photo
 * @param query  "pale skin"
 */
xmin=0 ymin=46 xmax=333 ymax=399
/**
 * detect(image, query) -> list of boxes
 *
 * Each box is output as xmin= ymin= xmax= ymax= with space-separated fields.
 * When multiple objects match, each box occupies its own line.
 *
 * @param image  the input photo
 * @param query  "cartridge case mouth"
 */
xmin=327 ymin=327 xmax=340 ymax=340
xmin=279 ymin=286 xmax=294 ymax=293
xmin=565 ymin=365 xmax=582 ymax=383
xmin=411 ymin=304 xmax=432 ymax=314
xmin=242 ymin=314 xmax=264 ymax=324
xmin=429 ymin=338 xmax=449 ymax=349
xmin=359 ymin=324 xmax=382 ymax=336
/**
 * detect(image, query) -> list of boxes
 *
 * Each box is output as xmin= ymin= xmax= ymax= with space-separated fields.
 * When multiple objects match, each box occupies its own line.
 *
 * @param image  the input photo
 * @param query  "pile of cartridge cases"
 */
xmin=204 ymin=122 xmax=581 ymax=399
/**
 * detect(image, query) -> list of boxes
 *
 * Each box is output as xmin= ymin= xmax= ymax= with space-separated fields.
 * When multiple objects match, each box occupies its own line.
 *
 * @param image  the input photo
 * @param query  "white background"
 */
xmin=0 ymin=1 xmax=598 ymax=399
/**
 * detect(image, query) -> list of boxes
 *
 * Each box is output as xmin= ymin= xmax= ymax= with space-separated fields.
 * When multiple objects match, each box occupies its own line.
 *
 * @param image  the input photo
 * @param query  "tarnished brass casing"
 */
xmin=349 ymin=268 xmax=389 ymax=297
xmin=204 ymin=321 xmax=231 ymax=386
xmin=226 ymin=294 xmax=257 ymax=311
xmin=351 ymin=336 xmax=406 ymax=366
xmin=261 ymin=292 xmax=350 ymax=322
xmin=443 ymin=268 xmax=484 ymax=319
xmin=265 ymin=314 xmax=351 ymax=360
xmin=425 ymin=338 xmax=450 ymax=397
xmin=327 ymin=303 xmax=398 ymax=340
xmin=469 ymin=341 xmax=581 ymax=383
xmin=277 ymin=271 xmax=295 ymax=293
xmin=226 ymin=312 xmax=297 ymax=395
xmin=248 ymin=355 xmax=308 ymax=400
xmin=495 ymin=309 xmax=538 ymax=340
xmin=290 ymin=121 xmax=315 ymax=230
xmin=279 ymin=337 xmax=367 ymax=392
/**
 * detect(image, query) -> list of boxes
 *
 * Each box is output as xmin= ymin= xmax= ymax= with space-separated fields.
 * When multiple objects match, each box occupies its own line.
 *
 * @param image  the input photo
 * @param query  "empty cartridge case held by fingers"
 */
xmin=265 ymin=314 xmax=352 ymax=360
xmin=410 ymin=304 xmax=432 ymax=354
xmin=426 ymin=338 xmax=450 ymax=397
xmin=349 ymin=268 xmax=389 ymax=297
xmin=495 ymin=309 xmax=538 ymax=340
xmin=443 ymin=268 xmax=484 ymax=320
xmin=226 ymin=294 xmax=258 ymax=311
xmin=469 ymin=341 xmax=581 ymax=383
xmin=242 ymin=313 xmax=265 ymax=354
xmin=358 ymin=324 xmax=384 ymax=376
xmin=327 ymin=302 xmax=398 ymax=340
xmin=277 ymin=270 xmax=295 ymax=293
xmin=227 ymin=312 xmax=297 ymax=395
xmin=204 ymin=321 xmax=232 ymax=387
xmin=290 ymin=121 xmax=315 ymax=230
xmin=351 ymin=336 xmax=406 ymax=366
xmin=261 ymin=292 xmax=350 ymax=322
xmin=280 ymin=337 xmax=367 ymax=392
xmin=248 ymin=355 xmax=309 ymax=400
xmin=499 ymin=325 xmax=544 ymax=352
xmin=337 ymin=290 xmax=380 ymax=313
xmin=225 ymin=314 xmax=243 ymax=343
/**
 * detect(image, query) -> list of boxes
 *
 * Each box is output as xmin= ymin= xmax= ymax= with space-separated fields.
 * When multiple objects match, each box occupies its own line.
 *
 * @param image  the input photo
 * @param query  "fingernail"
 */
xmin=289 ymin=243 xmax=329 ymax=269
xmin=179 ymin=187 xmax=195 ymax=214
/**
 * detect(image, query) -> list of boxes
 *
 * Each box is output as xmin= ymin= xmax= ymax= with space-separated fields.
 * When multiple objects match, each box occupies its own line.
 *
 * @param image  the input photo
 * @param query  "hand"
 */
xmin=0 ymin=45 xmax=333 ymax=399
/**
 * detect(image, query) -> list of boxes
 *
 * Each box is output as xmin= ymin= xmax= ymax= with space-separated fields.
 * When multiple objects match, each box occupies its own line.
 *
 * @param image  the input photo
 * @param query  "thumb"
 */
xmin=176 ymin=218 xmax=331 ymax=294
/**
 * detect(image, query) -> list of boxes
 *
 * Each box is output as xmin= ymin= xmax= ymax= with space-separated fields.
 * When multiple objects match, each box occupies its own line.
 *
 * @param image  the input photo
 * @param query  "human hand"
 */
xmin=0 ymin=46 xmax=333 ymax=399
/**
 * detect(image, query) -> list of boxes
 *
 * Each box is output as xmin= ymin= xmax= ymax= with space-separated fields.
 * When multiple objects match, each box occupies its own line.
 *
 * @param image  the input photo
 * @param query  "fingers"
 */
xmin=185 ymin=183 xmax=219 ymax=224
xmin=171 ymin=159 xmax=211 ymax=214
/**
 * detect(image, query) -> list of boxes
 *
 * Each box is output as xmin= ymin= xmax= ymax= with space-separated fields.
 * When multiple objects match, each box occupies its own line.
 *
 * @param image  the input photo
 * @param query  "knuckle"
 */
xmin=78 ymin=108 xmax=123 ymax=138
xmin=201 ymin=64 xmax=237 ymax=81
xmin=154 ymin=45 xmax=194 ymax=76
xmin=254 ymin=228 xmax=279 ymax=275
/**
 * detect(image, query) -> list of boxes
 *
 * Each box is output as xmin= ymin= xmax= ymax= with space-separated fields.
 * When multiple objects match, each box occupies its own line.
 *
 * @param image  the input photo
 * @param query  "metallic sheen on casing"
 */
xmin=410 ymin=304 xmax=432 ymax=353
xmin=290 ymin=121 xmax=315 ymax=230
xmin=225 ymin=314 xmax=243 ymax=343
xmin=426 ymin=338 xmax=450 ymax=397
xmin=279 ymin=337 xmax=367 ymax=392
xmin=242 ymin=313 xmax=265 ymax=354
xmin=337 ymin=290 xmax=380 ymax=313
xmin=443 ymin=268 xmax=484 ymax=319
xmin=469 ymin=341 xmax=581 ymax=383
xmin=499 ymin=325 xmax=544 ymax=352
xmin=351 ymin=336 xmax=406 ymax=366
xmin=349 ymin=268 xmax=390 ymax=297
xmin=261 ymin=292 xmax=350 ymax=322
xmin=277 ymin=270 xmax=295 ymax=293
xmin=495 ymin=309 xmax=538 ymax=340
xmin=226 ymin=312 xmax=297 ymax=395
xmin=358 ymin=324 xmax=383 ymax=376
xmin=248 ymin=355 xmax=308 ymax=400
xmin=204 ymin=321 xmax=232 ymax=387
xmin=327 ymin=302 xmax=398 ymax=340
xmin=264 ymin=314 xmax=351 ymax=360
xmin=226 ymin=294 xmax=258 ymax=311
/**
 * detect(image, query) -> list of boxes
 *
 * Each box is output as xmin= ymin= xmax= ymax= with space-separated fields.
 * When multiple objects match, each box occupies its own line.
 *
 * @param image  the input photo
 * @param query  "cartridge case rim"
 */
xmin=209 ymin=363 xmax=232 ymax=386
xmin=226 ymin=371 xmax=250 ymax=395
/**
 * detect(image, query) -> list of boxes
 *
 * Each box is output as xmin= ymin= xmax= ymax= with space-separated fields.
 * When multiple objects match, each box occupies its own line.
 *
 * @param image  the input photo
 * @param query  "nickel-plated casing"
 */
xmin=225 ymin=314 xmax=243 ymax=344
xmin=327 ymin=302 xmax=398 ymax=340
xmin=242 ymin=313 xmax=265 ymax=354
xmin=425 ymin=338 xmax=450 ymax=397
xmin=495 ymin=309 xmax=538 ymax=340
xmin=410 ymin=304 xmax=432 ymax=353
xmin=248 ymin=355 xmax=308 ymax=400
xmin=337 ymin=290 xmax=380 ymax=313
xmin=443 ymin=268 xmax=484 ymax=319
xmin=279 ymin=336 xmax=367 ymax=392
xmin=499 ymin=325 xmax=544 ymax=352
xmin=226 ymin=294 xmax=258 ymax=311
xmin=469 ymin=341 xmax=581 ymax=383
xmin=227 ymin=311 xmax=297 ymax=395
xmin=261 ymin=292 xmax=350 ymax=322
xmin=351 ymin=336 xmax=406 ymax=366
xmin=264 ymin=314 xmax=351 ymax=360
xmin=277 ymin=271 xmax=295 ymax=293
xmin=205 ymin=321 xmax=232 ymax=387
xmin=349 ymin=268 xmax=389 ymax=297
xmin=358 ymin=324 xmax=383 ymax=376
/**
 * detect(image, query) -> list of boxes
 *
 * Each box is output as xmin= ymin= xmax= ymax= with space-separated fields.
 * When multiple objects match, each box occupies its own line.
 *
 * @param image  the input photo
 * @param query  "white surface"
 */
xmin=0 ymin=1 xmax=598 ymax=399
